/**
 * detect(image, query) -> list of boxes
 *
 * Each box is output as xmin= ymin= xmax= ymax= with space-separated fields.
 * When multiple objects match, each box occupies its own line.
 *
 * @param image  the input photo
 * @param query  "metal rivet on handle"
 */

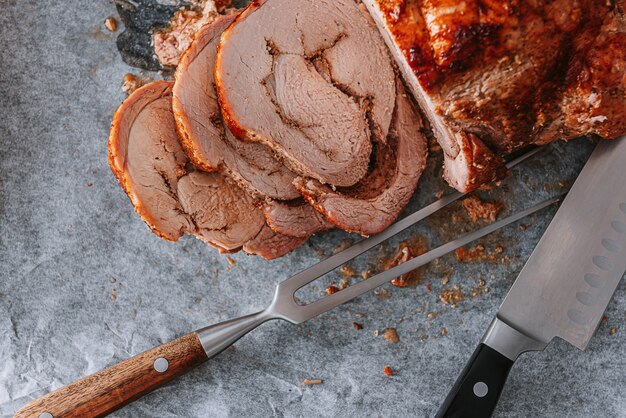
xmin=153 ymin=357 xmax=169 ymax=373
xmin=39 ymin=413 xmax=53 ymax=418
xmin=473 ymin=381 xmax=489 ymax=398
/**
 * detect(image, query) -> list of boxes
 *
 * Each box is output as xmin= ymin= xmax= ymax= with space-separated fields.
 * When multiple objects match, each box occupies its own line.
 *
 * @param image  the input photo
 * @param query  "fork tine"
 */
xmin=277 ymin=146 xmax=543 ymax=295
xmin=285 ymin=195 xmax=562 ymax=323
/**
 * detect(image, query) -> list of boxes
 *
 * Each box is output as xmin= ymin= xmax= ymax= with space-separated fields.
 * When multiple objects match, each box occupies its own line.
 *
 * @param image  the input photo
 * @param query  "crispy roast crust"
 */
xmin=108 ymin=81 xmax=185 ymax=241
xmin=364 ymin=0 xmax=626 ymax=192
xmin=214 ymin=5 xmax=260 ymax=143
xmin=443 ymin=132 xmax=508 ymax=193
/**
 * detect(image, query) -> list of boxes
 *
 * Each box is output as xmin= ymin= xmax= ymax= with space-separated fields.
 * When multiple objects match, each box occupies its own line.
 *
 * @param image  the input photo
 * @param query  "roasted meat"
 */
xmin=108 ymin=80 xmax=303 ymax=258
xmin=215 ymin=0 xmax=396 ymax=187
xmin=172 ymin=13 xmax=299 ymax=201
xmin=294 ymin=78 xmax=428 ymax=235
xmin=242 ymin=225 xmax=308 ymax=259
xmin=363 ymin=0 xmax=626 ymax=192
xmin=262 ymin=200 xmax=334 ymax=238
xmin=173 ymin=13 xmax=333 ymax=238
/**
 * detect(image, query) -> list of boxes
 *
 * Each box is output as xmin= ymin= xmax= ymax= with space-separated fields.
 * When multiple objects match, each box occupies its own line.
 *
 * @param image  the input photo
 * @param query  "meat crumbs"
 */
xmin=439 ymin=285 xmax=465 ymax=306
xmin=462 ymin=196 xmax=503 ymax=222
xmin=340 ymin=265 xmax=357 ymax=279
xmin=325 ymin=284 xmax=339 ymax=295
xmin=104 ymin=16 xmax=118 ymax=32
xmin=121 ymin=74 xmax=151 ymax=95
xmin=377 ymin=237 xmax=428 ymax=288
xmin=455 ymin=244 xmax=504 ymax=263
xmin=382 ymin=327 xmax=400 ymax=343
xmin=303 ymin=379 xmax=323 ymax=385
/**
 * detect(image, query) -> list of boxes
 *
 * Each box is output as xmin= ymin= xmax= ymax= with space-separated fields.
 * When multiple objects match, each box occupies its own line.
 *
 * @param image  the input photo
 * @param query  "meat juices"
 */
xmin=363 ymin=0 xmax=626 ymax=192
xmin=108 ymin=80 xmax=303 ymax=258
xmin=215 ymin=0 xmax=396 ymax=187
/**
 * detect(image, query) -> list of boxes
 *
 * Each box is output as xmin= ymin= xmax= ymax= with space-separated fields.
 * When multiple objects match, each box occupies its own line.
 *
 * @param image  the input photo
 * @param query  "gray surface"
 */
xmin=0 ymin=1 xmax=624 ymax=417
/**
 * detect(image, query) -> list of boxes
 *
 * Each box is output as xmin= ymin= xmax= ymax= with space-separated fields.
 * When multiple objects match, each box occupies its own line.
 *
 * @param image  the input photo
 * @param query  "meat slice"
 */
xmin=262 ymin=200 xmax=333 ymax=238
xmin=363 ymin=0 xmax=626 ymax=192
xmin=108 ymin=81 xmax=194 ymax=241
xmin=153 ymin=0 xmax=232 ymax=67
xmin=108 ymin=80 xmax=301 ymax=258
xmin=294 ymin=79 xmax=428 ymax=236
xmin=215 ymin=0 xmax=396 ymax=187
xmin=243 ymin=225 xmax=307 ymax=259
xmin=175 ymin=171 xmax=263 ymax=251
xmin=173 ymin=13 xmax=300 ymax=201
xmin=172 ymin=12 xmax=332 ymax=239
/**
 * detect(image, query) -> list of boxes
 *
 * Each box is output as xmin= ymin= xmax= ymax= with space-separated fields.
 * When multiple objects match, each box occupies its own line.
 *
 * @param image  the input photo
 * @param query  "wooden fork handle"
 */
xmin=14 ymin=332 xmax=208 ymax=418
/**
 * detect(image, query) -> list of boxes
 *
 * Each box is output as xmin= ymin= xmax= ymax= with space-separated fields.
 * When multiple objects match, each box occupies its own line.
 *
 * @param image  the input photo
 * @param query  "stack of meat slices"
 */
xmin=108 ymin=0 xmax=429 ymax=259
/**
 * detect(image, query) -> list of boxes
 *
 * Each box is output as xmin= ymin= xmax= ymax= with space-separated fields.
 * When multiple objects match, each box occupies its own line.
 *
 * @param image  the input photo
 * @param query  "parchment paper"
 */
xmin=0 ymin=1 xmax=624 ymax=417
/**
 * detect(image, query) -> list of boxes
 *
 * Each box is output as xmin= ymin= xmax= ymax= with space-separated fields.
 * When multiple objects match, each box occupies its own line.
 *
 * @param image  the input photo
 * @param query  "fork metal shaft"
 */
xmin=196 ymin=194 xmax=561 ymax=356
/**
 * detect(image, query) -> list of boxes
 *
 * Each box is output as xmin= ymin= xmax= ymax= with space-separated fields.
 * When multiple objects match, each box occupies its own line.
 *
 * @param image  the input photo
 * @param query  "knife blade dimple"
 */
xmin=497 ymin=138 xmax=626 ymax=350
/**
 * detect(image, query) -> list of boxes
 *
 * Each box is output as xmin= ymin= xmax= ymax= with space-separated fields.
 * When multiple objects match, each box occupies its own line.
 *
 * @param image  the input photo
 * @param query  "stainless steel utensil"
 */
xmin=437 ymin=138 xmax=626 ymax=418
xmin=15 ymin=148 xmax=548 ymax=418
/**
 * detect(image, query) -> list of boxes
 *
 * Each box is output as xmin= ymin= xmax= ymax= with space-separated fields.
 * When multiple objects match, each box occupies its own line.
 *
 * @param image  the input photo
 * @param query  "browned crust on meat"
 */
xmin=173 ymin=14 xmax=235 ymax=173
xmin=172 ymin=104 xmax=216 ymax=173
xmin=172 ymin=106 xmax=217 ymax=173
xmin=297 ymin=186 xmax=352 ymax=232
xmin=108 ymin=80 xmax=183 ymax=241
xmin=448 ymin=132 xmax=507 ymax=193
xmin=365 ymin=0 xmax=625 ymax=192
xmin=214 ymin=2 xmax=259 ymax=142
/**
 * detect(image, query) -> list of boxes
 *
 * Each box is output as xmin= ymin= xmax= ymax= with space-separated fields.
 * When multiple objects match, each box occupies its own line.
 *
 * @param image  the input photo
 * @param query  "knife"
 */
xmin=437 ymin=137 xmax=626 ymax=418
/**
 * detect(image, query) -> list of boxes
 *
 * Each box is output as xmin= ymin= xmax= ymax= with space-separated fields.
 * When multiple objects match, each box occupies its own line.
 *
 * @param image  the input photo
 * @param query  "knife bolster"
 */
xmin=481 ymin=317 xmax=548 ymax=360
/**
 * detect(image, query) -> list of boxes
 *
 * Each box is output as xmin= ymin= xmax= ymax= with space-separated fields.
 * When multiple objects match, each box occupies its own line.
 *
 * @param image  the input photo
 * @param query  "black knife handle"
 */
xmin=436 ymin=343 xmax=514 ymax=418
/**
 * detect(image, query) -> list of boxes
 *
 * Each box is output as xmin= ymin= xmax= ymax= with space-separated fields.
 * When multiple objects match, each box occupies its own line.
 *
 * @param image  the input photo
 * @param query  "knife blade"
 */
xmin=437 ymin=137 xmax=626 ymax=418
